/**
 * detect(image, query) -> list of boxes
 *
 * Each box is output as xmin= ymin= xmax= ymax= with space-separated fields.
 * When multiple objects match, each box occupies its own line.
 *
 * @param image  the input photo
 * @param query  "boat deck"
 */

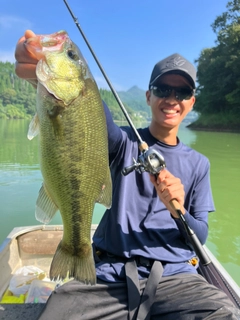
xmin=0 ymin=225 xmax=239 ymax=319
xmin=0 ymin=225 xmax=97 ymax=320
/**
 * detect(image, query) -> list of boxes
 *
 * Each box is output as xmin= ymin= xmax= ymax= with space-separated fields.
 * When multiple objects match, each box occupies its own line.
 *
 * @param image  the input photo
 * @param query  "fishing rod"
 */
xmin=63 ymin=0 xmax=211 ymax=266
xmin=63 ymin=0 xmax=147 ymax=152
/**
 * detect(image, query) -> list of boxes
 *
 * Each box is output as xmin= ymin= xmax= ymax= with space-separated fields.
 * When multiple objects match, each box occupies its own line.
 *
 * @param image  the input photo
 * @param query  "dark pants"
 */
xmin=38 ymin=273 xmax=240 ymax=320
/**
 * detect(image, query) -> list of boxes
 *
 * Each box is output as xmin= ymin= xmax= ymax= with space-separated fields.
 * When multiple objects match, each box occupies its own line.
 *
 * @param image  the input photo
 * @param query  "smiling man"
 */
xmin=147 ymin=54 xmax=195 ymax=143
xmin=15 ymin=34 xmax=239 ymax=319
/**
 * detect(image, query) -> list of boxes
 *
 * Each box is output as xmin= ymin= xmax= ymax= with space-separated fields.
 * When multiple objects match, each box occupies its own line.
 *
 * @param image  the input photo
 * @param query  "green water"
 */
xmin=0 ymin=119 xmax=239 ymax=285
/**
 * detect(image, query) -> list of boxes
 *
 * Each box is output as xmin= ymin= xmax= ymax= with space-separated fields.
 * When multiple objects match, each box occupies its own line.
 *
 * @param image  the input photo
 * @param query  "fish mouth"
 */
xmin=28 ymin=30 xmax=89 ymax=105
xmin=25 ymin=30 xmax=69 ymax=60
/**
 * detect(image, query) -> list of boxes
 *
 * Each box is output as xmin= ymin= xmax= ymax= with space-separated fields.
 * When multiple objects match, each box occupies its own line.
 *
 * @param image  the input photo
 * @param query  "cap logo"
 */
xmin=166 ymin=56 xmax=186 ymax=68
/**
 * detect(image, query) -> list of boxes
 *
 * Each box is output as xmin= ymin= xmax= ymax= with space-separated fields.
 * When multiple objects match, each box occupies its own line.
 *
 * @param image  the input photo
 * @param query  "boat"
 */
xmin=0 ymin=224 xmax=239 ymax=319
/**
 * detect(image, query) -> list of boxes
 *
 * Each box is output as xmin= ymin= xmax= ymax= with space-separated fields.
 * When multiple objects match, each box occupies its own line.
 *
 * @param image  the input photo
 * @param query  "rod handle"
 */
xmin=170 ymin=199 xmax=211 ymax=265
xmin=170 ymin=199 xmax=181 ymax=211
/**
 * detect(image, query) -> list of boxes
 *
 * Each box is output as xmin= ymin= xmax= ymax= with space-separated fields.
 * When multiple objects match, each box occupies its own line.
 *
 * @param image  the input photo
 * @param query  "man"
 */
xmin=15 ymin=30 xmax=239 ymax=319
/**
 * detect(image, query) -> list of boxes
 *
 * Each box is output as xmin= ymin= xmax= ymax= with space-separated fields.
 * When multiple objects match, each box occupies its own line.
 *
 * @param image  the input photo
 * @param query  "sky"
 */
xmin=0 ymin=0 xmax=229 ymax=91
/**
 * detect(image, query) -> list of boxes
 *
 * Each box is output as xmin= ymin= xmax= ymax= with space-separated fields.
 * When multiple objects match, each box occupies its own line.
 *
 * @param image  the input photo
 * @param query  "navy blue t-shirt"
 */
xmin=93 ymin=102 xmax=215 ymax=282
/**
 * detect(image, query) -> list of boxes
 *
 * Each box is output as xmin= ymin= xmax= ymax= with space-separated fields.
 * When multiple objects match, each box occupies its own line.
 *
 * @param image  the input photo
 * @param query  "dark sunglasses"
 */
xmin=150 ymin=85 xmax=194 ymax=101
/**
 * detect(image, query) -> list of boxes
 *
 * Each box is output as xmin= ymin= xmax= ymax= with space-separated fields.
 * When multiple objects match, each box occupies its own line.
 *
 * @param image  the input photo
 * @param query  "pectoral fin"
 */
xmin=35 ymin=183 xmax=58 ymax=224
xmin=96 ymin=168 xmax=112 ymax=209
xmin=27 ymin=114 xmax=40 ymax=140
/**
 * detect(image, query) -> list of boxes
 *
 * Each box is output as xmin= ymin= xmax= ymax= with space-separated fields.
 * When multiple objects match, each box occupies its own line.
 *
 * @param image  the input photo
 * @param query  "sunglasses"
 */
xmin=150 ymin=85 xmax=194 ymax=101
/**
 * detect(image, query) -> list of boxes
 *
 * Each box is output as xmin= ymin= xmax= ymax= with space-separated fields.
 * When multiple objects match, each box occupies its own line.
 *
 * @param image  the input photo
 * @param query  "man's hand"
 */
xmin=150 ymin=169 xmax=185 ymax=218
xmin=15 ymin=30 xmax=38 ymax=86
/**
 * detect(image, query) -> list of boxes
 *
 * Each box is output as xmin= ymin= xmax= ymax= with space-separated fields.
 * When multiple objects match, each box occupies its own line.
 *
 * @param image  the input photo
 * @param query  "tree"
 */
xmin=0 ymin=88 xmax=17 ymax=106
xmin=195 ymin=0 xmax=240 ymax=124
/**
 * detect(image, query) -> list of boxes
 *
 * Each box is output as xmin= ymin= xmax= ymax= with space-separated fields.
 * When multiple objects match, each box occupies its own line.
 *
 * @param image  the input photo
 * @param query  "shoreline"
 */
xmin=187 ymin=125 xmax=240 ymax=133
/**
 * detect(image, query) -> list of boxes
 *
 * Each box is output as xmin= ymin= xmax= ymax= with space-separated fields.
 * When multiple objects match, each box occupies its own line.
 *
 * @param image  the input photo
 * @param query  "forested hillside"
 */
xmin=0 ymin=62 xmax=147 ymax=122
xmin=0 ymin=62 xmax=36 ymax=119
xmin=118 ymin=86 xmax=150 ymax=118
xmin=99 ymin=88 xmax=147 ymax=121
xmin=190 ymin=0 xmax=240 ymax=131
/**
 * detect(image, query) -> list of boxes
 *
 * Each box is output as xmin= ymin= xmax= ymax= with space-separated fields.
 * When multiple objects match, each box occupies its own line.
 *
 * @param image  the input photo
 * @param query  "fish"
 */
xmin=26 ymin=30 xmax=112 ymax=285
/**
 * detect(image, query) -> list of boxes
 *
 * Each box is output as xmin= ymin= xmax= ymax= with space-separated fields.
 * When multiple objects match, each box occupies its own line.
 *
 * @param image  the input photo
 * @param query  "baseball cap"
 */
xmin=149 ymin=53 xmax=196 ymax=89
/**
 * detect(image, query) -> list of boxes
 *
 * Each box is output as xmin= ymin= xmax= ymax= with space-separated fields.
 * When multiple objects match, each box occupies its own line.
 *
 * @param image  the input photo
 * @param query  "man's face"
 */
xmin=146 ymin=73 xmax=195 ymax=130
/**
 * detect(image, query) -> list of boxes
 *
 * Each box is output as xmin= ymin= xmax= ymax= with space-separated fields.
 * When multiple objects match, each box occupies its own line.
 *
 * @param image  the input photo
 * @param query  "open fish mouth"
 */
xmin=26 ymin=30 xmax=94 ymax=105
xmin=25 ymin=30 xmax=69 ymax=59
xmin=27 ymin=31 xmax=86 ymax=105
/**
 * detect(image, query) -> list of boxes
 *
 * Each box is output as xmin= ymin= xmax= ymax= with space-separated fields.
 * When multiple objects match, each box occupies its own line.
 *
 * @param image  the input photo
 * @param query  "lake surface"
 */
xmin=0 ymin=119 xmax=239 ymax=285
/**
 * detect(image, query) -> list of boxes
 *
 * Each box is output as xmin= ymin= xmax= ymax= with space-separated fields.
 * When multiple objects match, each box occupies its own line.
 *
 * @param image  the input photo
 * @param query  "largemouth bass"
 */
xmin=26 ymin=30 xmax=112 ymax=284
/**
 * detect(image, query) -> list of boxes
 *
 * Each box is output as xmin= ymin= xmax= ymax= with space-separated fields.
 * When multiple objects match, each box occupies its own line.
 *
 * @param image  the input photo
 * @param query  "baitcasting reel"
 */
xmin=122 ymin=148 xmax=166 ymax=176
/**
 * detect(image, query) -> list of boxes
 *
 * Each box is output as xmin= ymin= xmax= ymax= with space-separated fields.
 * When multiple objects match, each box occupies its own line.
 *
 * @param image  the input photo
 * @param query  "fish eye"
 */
xmin=67 ymin=50 xmax=79 ymax=61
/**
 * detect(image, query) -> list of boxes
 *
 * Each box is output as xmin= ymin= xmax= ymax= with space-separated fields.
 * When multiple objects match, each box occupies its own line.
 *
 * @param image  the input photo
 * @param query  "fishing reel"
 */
xmin=122 ymin=148 xmax=166 ymax=176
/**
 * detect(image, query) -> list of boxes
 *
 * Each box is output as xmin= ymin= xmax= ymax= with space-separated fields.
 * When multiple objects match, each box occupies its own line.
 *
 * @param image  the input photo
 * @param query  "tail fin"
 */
xmin=50 ymin=241 xmax=96 ymax=285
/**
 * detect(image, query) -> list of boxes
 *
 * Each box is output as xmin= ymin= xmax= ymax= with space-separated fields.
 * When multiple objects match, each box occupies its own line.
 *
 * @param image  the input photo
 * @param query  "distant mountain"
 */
xmin=118 ymin=86 xmax=150 ymax=117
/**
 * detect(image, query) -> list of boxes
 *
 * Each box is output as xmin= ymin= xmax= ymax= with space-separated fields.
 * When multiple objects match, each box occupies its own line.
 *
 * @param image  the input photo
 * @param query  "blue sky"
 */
xmin=1 ymin=0 xmax=229 ymax=91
